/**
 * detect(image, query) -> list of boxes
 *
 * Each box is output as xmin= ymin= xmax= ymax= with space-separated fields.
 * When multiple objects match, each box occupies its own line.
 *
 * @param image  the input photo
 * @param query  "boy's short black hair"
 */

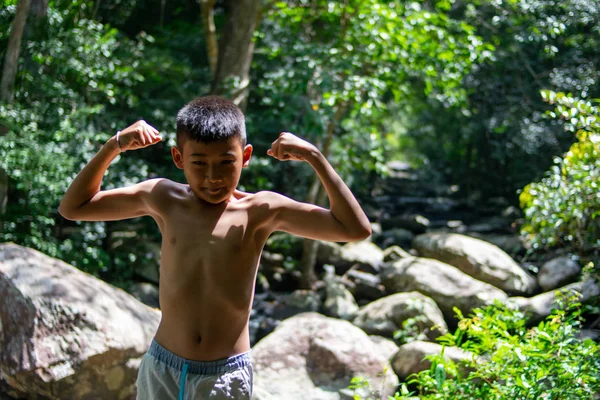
xmin=176 ymin=96 xmax=246 ymax=148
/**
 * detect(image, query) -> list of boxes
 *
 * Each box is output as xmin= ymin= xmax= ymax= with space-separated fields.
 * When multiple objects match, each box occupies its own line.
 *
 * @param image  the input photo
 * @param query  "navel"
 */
xmin=197 ymin=336 xmax=202 ymax=344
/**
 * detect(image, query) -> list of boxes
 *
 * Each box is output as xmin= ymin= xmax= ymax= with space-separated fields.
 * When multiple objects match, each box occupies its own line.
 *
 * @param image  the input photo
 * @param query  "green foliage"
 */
xmin=350 ymin=276 xmax=600 ymax=400
xmin=519 ymin=91 xmax=600 ymax=255
xmin=404 ymin=0 xmax=600 ymax=198
xmin=393 ymin=313 xmax=432 ymax=344
xmin=250 ymin=0 xmax=487 ymax=199
xmin=408 ymin=288 xmax=600 ymax=399
xmin=0 ymin=3 xmax=150 ymax=283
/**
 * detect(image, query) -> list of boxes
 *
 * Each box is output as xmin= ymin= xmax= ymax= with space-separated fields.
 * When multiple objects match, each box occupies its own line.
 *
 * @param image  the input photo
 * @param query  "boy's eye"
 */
xmin=222 ymin=160 xmax=235 ymax=164
xmin=193 ymin=161 xmax=206 ymax=165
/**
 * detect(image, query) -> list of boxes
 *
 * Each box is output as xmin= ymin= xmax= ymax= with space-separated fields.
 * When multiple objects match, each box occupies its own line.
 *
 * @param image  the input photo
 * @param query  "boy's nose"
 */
xmin=206 ymin=167 xmax=222 ymax=182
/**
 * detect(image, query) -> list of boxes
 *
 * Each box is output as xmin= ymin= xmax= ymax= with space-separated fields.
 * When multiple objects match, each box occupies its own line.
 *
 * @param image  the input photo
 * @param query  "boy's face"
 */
xmin=171 ymin=137 xmax=252 ymax=204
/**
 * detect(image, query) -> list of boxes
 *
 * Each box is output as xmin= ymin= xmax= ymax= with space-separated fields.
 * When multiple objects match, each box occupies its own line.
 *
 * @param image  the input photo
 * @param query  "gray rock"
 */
xmin=413 ymin=233 xmax=536 ymax=295
xmin=271 ymin=290 xmax=322 ymax=320
xmin=538 ymin=257 xmax=581 ymax=291
xmin=466 ymin=216 xmax=512 ymax=234
xmin=317 ymin=240 xmax=384 ymax=273
xmin=466 ymin=233 xmax=526 ymax=256
xmin=0 ymin=243 xmax=160 ymax=400
xmin=368 ymin=335 xmax=399 ymax=362
xmin=509 ymin=279 xmax=600 ymax=325
xmin=381 ymin=256 xmax=508 ymax=322
xmin=579 ymin=329 xmax=600 ymax=341
xmin=352 ymin=292 xmax=447 ymax=341
xmin=381 ymin=214 xmax=430 ymax=234
xmin=252 ymin=312 xmax=398 ymax=400
xmin=317 ymin=241 xmax=344 ymax=267
xmin=382 ymin=245 xmax=412 ymax=263
xmin=391 ymin=340 xmax=473 ymax=381
xmin=342 ymin=270 xmax=386 ymax=302
xmin=323 ymin=266 xmax=359 ymax=320
xmin=376 ymin=228 xmax=414 ymax=249
xmin=127 ymin=282 xmax=160 ymax=309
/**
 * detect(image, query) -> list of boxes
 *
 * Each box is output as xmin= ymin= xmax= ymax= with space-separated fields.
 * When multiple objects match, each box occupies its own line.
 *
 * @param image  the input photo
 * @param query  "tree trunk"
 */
xmin=29 ymin=0 xmax=48 ymax=19
xmin=0 ymin=168 xmax=7 ymax=236
xmin=200 ymin=0 xmax=218 ymax=76
xmin=1 ymin=0 xmax=32 ymax=104
xmin=210 ymin=0 xmax=262 ymax=111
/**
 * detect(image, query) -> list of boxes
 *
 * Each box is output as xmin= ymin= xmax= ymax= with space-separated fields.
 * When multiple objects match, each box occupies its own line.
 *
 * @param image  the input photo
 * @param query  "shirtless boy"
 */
xmin=58 ymin=96 xmax=371 ymax=399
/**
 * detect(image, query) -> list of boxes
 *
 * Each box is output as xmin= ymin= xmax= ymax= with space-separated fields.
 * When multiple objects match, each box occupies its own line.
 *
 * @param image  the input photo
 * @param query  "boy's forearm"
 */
xmin=305 ymin=150 xmax=371 ymax=238
xmin=58 ymin=136 xmax=121 ymax=216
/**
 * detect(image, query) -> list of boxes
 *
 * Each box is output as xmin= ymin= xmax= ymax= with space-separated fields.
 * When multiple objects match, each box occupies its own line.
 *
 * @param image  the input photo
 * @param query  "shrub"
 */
xmin=349 ymin=267 xmax=600 ymax=399
xmin=519 ymin=91 xmax=600 ymax=257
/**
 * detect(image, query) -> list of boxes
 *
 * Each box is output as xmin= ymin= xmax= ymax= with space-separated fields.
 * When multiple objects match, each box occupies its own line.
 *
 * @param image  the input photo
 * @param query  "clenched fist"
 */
xmin=116 ymin=120 xmax=162 ymax=152
xmin=267 ymin=132 xmax=319 ymax=162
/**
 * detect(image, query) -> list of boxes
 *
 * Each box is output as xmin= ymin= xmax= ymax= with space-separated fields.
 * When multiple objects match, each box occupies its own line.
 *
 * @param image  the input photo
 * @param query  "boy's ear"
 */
xmin=171 ymin=146 xmax=184 ymax=169
xmin=242 ymin=144 xmax=253 ymax=168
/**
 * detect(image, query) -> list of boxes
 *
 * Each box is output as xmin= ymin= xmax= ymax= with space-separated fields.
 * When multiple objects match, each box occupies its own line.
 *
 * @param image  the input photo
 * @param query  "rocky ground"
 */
xmin=1 ymin=163 xmax=598 ymax=399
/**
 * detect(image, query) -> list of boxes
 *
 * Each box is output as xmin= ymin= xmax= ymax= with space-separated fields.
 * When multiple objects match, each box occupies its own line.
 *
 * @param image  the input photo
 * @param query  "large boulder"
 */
xmin=413 ymin=233 xmax=536 ymax=295
xmin=537 ymin=257 xmax=581 ymax=292
xmin=317 ymin=241 xmax=384 ymax=273
xmin=391 ymin=341 xmax=473 ymax=381
xmin=352 ymin=292 xmax=447 ymax=341
xmin=0 ymin=243 xmax=160 ymax=400
xmin=381 ymin=256 xmax=508 ymax=322
xmin=509 ymin=279 xmax=600 ymax=325
xmin=368 ymin=336 xmax=399 ymax=362
xmin=252 ymin=312 xmax=398 ymax=400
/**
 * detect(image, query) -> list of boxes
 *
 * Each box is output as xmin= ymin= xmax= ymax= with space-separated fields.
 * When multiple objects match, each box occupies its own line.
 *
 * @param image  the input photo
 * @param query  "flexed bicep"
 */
xmin=267 ymin=191 xmax=363 ymax=242
xmin=59 ymin=178 xmax=164 ymax=222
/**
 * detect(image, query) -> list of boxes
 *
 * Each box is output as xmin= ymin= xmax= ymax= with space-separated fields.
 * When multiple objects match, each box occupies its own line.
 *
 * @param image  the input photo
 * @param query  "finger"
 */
xmin=276 ymin=145 xmax=284 ymax=159
xmin=140 ymin=127 xmax=151 ymax=147
xmin=137 ymin=127 xmax=147 ymax=146
xmin=143 ymin=128 xmax=154 ymax=147
xmin=147 ymin=123 xmax=159 ymax=135
xmin=270 ymin=144 xmax=281 ymax=160
xmin=267 ymin=149 xmax=273 ymax=156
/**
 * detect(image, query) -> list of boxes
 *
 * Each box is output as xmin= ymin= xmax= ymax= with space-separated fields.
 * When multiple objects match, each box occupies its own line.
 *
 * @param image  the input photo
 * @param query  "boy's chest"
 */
xmin=165 ymin=203 xmax=258 ymax=251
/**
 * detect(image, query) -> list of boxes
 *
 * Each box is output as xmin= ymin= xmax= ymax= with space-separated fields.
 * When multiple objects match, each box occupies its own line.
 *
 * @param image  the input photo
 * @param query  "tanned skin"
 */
xmin=59 ymin=119 xmax=371 ymax=361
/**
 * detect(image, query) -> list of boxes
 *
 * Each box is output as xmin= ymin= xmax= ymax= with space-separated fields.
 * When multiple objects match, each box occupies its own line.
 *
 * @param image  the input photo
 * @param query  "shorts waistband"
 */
xmin=148 ymin=339 xmax=251 ymax=375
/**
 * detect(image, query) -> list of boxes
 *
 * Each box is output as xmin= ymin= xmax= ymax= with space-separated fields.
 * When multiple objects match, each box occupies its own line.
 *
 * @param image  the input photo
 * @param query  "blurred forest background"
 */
xmin=0 ymin=0 xmax=598 ymax=286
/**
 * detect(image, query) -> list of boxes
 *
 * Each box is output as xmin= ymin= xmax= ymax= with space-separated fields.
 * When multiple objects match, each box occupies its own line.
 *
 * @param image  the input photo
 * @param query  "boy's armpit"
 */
xmin=259 ymin=191 xmax=361 ymax=242
xmin=59 ymin=178 xmax=168 ymax=222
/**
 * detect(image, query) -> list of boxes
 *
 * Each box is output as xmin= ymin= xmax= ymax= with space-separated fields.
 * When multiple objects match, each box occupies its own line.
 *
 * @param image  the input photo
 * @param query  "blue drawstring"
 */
xmin=179 ymin=363 xmax=189 ymax=400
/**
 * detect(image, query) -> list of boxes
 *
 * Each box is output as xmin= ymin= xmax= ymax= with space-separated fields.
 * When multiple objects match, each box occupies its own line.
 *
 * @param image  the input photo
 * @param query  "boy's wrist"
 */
xmin=304 ymin=147 xmax=324 ymax=165
xmin=106 ymin=134 xmax=123 ymax=155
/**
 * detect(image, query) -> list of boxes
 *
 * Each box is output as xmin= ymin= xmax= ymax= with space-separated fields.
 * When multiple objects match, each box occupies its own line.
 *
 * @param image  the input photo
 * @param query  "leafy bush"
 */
xmin=0 ymin=4 xmax=149 ymax=284
xmin=519 ymin=91 xmax=600 ymax=256
xmin=349 ymin=271 xmax=600 ymax=399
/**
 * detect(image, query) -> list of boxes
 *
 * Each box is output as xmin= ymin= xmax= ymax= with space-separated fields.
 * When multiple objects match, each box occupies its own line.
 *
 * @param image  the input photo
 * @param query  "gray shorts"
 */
xmin=136 ymin=339 xmax=253 ymax=399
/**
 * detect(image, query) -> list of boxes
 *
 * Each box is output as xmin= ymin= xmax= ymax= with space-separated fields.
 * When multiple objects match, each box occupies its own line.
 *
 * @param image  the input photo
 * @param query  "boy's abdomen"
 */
xmin=154 ymin=247 xmax=259 ymax=361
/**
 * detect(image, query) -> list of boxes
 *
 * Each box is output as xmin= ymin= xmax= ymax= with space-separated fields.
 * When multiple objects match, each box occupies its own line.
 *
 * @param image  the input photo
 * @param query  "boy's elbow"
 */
xmin=359 ymin=224 xmax=373 ymax=240
xmin=58 ymin=202 xmax=78 ymax=221
xmin=347 ymin=224 xmax=372 ymax=241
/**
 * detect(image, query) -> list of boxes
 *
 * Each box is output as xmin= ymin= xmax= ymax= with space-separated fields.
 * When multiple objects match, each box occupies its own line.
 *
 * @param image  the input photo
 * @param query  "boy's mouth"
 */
xmin=206 ymin=187 xmax=225 ymax=195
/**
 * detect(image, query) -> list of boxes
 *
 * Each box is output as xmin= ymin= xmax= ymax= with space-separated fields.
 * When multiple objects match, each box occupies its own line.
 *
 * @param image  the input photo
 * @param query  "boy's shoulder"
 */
xmin=136 ymin=178 xmax=189 ymax=204
xmin=248 ymin=190 xmax=288 ymax=204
